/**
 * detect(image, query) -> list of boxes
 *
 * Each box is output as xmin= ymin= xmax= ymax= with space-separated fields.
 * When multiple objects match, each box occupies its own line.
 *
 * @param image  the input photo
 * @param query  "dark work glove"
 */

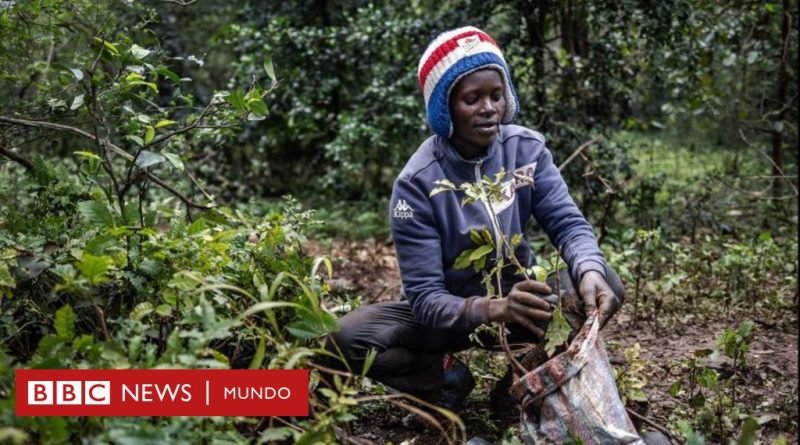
xmin=579 ymin=270 xmax=622 ymax=329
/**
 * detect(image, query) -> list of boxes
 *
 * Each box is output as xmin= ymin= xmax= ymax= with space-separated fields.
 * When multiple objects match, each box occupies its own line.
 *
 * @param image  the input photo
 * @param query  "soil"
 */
xmin=305 ymin=239 xmax=799 ymax=445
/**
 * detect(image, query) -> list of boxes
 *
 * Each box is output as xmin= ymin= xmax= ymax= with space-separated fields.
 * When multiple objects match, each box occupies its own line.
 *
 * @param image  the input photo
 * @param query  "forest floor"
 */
xmin=307 ymin=238 xmax=799 ymax=445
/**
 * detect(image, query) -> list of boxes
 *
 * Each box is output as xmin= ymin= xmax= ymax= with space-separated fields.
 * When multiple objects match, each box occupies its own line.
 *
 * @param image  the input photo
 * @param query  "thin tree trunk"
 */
xmin=771 ymin=0 xmax=789 ymax=199
xmin=522 ymin=0 xmax=550 ymax=128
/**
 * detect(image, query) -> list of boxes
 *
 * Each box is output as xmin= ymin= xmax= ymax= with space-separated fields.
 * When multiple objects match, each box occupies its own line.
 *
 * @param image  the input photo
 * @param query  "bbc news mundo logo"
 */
xmin=16 ymin=369 xmax=309 ymax=417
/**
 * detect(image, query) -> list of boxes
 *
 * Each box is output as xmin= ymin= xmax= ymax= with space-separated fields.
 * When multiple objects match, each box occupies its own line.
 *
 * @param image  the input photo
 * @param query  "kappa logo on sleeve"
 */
xmin=393 ymin=199 xmax=414 ymax=219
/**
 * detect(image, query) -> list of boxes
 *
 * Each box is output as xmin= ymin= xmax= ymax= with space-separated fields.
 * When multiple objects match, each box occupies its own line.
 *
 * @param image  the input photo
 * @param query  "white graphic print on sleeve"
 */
xmin=393 ymin=199 xmax=414 ymax=219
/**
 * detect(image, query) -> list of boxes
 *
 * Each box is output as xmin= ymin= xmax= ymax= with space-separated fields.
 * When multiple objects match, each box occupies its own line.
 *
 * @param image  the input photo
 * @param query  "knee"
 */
xmin=322 ymin=305 xmax=384 ymax=368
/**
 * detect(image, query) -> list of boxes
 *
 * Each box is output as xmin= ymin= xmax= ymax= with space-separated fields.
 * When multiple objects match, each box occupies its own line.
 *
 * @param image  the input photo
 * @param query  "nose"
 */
xmin=478 ymin=97 xmax=497 ymax=116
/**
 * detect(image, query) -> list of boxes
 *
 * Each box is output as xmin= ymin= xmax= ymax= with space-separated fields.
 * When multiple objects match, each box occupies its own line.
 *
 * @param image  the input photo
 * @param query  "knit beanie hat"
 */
xmin=418 ymin=26 xmax=519 ymax=138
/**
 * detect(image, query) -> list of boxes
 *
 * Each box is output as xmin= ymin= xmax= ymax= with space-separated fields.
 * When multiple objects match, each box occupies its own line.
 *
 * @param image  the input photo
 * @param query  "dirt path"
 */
xmin=306 ymin=239 xmax=799 ymax=444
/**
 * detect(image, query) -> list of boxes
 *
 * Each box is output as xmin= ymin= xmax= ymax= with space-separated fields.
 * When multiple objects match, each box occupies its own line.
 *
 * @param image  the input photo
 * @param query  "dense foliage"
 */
xmin=0 ymin=0 xmax=796 ymax=444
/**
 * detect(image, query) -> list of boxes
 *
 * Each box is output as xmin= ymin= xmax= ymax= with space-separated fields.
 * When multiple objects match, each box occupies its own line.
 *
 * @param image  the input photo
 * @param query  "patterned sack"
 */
xmin=509 ymin=314 xmax=644 ymax=444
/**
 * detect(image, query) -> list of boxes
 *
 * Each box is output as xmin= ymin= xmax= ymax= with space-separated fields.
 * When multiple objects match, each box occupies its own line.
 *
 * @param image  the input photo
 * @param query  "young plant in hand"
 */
xmin=431 ymin=169 xmax=573 ymax=371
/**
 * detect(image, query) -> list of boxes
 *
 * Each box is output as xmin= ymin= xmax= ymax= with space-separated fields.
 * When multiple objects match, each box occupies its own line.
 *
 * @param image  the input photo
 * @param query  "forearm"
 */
xmin=408 ymin=292 xmax=492 ymax=332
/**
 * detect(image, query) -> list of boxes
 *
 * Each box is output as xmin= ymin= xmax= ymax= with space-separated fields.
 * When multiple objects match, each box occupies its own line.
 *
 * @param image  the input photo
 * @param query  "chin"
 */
xmin=474 ymin=134 xmax=497 ymax=147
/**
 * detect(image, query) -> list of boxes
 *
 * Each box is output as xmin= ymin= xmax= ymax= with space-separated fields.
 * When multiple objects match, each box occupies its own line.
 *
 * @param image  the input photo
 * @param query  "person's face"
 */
xmin=449 ymin=68 xmax=506 ymax=158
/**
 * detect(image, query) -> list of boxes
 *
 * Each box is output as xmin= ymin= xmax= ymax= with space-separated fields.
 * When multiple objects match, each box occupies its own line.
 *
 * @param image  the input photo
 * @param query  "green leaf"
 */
xmin=699 ymin=368 xmax=718 ymax=389
xmin=736 ymin=417 xmax=758 ymax=445
xmin=73 ymin=151 xmax=101 ymax=161
xmin=131 ymin=302 xmax=154 ymax=321
xmin=93 ymin=37 xmax=120 ymax=55
xmin=155 ymin=304 xmax=172 ymax=316
xmin=473 ymin=254 xmax=487 ymax=273
xmin=187 ymin=217 xmax=207 ymax=235
xmin=249 ymin=337 xmax=266 ymax=369
xmin=771 ymin=436 xmax=787 ymax=445
xmin=286 ymin=319 xmax=323 ymax=339
xmin=78 ymin=254 xmax=113 ymax=285
xmin=129 ymin=44 xmax=151 ymax=59
xmin=429 ymin=186 xmax=454 ymax=197
xmin=125 ymin=72 xmax=145 ymax=82
xmin=469 ymin=229 xmax=483 ymax=245
xmin=155 ymin=119 xmax=177 ymax=128
xmin=78 ymin=200 xmax=115 ymax=227
xmin=544 ymin=306 xmax=571 ymax=356
xmin=531 ymin=265 xmax=548 ymax=282
xmin=737 ymin=320 xmax=754 ymax=338
xmin=155 ymin=66 xmax=180 ymax=83
xmin=336 ymin=413 xmax=358 ymax=422
xmin=263 ymin=56 xmax=276 ymax=83
xmin=260 ymin=428 xmax=295 ymax=442
xmin=0 ymin=262 xmax=14 ymax=291
xmin=70 ymin=94 xmax=84 ymax=110
xmin=689 ymin=391 xmax=706 ymax=408
xmin=677 ymin=420 xmax=706 ymax=445
xmin=122 ymin=203 xmax=139 ymax=225
xmin=54 ymin=64 xmax=84 ymax=81
xmin=311 ymin=256 xmax=333 ymax=280
xmin=247 ymin=98 xmax=268 ymax=116
xmin=669 ymin=380 xmax=682 ymax=397
xmin=163 ymin=152 xmax=184 ymax=172
xmin=135 ymin=150 xmax=165 ymax=169
xmin=227 ymin=89 xmax=245 ymax=111
xmin=469 ymin=244 xmax=493 ymax=261
xmin=68 ymin=68 xmax=84 ymax=81
xmin=238 ymin=301 xmax=303 ymax=320
xmin=481 ymin=228 xmax=493 ymax=245
xmin=284 ymin=348 xmax=315 ymax=369
xmin=144 ymin=126 xmax=155 ymax=145
xmin=361 ymin=348 xmax=377 ymax=376
xmin=430 ymin=179 xmax=456 ymax=197
xmin=453 ymin=249 xmax=474 ymax=270
xmin=39 ymin=416 xmax=68 ymax=444
xmin=435 ymin=178 xmax=456 ymax=189
xmin=54 ymin=305 xmax=75 ymax=340
xmin=127 ymin=135 xmax=144 ymax=147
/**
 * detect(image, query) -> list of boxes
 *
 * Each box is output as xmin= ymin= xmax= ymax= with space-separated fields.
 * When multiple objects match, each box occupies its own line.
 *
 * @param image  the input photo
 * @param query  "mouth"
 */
xmin=474 ymin=122 xmax=498 ymax=135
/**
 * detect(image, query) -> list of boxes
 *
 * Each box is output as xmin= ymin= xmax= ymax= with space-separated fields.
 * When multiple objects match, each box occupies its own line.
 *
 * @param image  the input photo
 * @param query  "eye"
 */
xmin=492 ymin=90 xmax=503 ymax=102
xmin=464 ymin=94 xmax=478 ymax=105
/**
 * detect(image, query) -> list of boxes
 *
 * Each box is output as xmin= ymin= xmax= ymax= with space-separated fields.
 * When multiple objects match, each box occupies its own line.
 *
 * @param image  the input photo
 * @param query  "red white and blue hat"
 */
xmin=418 ymin=26 xmax=519 ymax=138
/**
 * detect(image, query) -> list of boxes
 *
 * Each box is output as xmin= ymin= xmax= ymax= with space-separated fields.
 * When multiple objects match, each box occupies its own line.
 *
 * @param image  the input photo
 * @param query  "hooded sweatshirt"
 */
xmin=389 ymin=124 xmax=607 ymax=333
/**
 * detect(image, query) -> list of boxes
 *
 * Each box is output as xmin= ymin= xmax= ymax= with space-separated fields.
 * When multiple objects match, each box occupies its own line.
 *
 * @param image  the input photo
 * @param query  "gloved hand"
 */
xmin=488 ymin=279 xmax=553 ymax=338
xmin=579 ymin=270 xmax=622 ymax=329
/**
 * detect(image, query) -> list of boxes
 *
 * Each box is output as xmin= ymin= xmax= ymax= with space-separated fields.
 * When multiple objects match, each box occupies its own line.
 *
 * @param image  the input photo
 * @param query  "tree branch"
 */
xmin=147 ymin=99 xmax=216 ymax=147
xmin=559 ymin=135 xmax=602 ymax=172
xmin=626 ymin=407 xmax=681 ymax=444
xmin=0 ymin=115 xmax=211 ymax=210
xmin=0 ymin=146 xmax=34 ymax=170
xmin=738 ymin=128 xmax=799 ymax=196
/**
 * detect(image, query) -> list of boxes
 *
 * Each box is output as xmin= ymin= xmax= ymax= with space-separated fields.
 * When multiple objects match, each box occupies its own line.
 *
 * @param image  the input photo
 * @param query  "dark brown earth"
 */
xmin=306 ymin=239 xmax=799 ymax=445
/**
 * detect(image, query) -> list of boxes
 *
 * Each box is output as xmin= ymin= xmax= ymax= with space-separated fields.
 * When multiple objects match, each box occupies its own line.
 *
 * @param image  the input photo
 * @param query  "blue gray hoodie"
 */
xmin=389 ymin=124 xmax=607 ymax=333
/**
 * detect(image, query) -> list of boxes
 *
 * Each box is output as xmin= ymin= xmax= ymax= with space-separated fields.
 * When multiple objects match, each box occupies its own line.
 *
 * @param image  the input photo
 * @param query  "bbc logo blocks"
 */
xmin=27 ymin=381 xmax=111 ymax=405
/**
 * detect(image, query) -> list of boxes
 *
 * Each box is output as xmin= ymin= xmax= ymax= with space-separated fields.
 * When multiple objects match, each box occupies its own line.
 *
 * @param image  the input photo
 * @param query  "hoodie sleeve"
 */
xmin=530 ymin=145 xmax=607 ymax=284
xmin=390 ymin=177 xmax=490 ymax=332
